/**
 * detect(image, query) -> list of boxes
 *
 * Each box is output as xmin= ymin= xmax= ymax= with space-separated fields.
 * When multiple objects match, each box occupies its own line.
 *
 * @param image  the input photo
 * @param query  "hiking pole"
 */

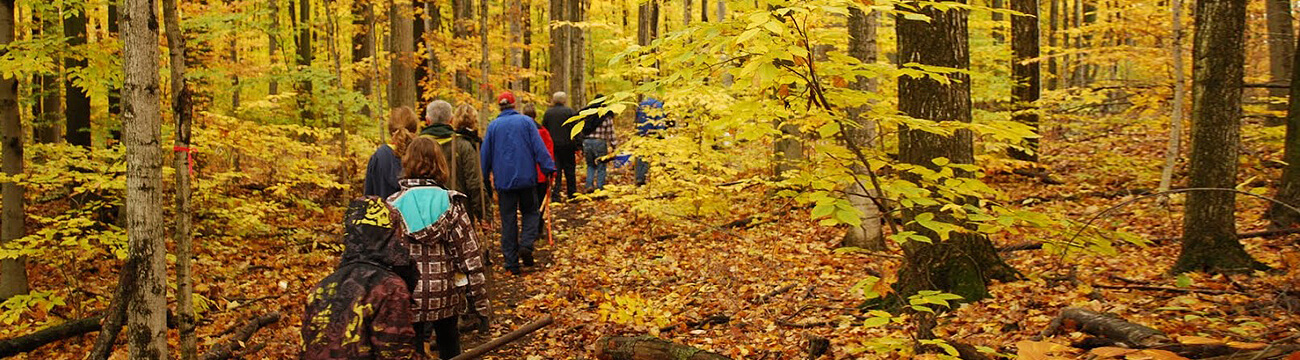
xmin=448 ymin=316 xmax=554 ymax=360
xmin=542 ymin=178 xmax=555 ymax=246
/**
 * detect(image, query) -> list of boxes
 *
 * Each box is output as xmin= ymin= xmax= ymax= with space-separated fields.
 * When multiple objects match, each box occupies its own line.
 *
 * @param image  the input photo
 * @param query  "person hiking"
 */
xmin=480 ymin=92 xmax=556 ymax=275
xmin=578 ymin=94 xmax=620 ymax=192
xmin=541 ymin=92 xmax=579 ymax=200
xmin=421 ymin=100 xmax=485 ymax=222
xmin=387 ymin=137 xmax=489 ymax=359
xmin=522 ymin=103 xmax=555 ymax=239
xmin=635 ymin=97 xmax=667 ymax=186
xmin=452 ymin=104 xmax=493 ymax=210
xmin=364 ymin=106 xmax=420 ymax=199
xmin=302 ymin=197 xmax=421 ymax=360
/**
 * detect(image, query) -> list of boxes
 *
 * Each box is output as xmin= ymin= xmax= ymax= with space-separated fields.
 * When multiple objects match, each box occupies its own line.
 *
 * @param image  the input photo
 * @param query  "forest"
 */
xmin=0 ymin=0 xmax=1298 ymax=358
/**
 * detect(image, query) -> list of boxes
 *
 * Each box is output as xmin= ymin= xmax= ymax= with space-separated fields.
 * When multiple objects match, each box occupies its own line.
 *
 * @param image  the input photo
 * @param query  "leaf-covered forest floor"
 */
xmin=8 ymin=113 xmax=1300 ymax=359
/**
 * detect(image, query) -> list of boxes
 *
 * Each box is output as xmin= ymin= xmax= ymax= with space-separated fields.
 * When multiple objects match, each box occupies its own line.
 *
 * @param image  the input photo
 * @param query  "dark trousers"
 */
xmin=498 ymin=187 xmax=539 ymax=270
xmin=553 ymin=146 xmax=578 ymax=199
xmin=415 ymin=317 xmax=459 ymax=359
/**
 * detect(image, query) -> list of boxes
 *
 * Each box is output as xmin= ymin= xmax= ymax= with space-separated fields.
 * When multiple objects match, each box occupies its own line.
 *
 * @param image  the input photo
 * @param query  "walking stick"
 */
xmin=542 ymin=178 xmax=555 ymax=246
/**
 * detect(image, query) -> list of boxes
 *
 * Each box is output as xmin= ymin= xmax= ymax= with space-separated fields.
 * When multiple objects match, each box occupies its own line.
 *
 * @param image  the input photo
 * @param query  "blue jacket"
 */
xmin=481 ymin=109 xmax=557 ymax=190
xmin=636 ymin=98 xmax=667 ymax=136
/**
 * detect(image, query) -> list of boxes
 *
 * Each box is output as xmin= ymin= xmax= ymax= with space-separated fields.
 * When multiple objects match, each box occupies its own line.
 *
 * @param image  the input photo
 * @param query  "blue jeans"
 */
xmin=497 ymin=187 xmax=539 ymax=270
xmin=583 ymin=139 xmax=609 ymax=191
xmin=634 ymin=157 xmax=650 ymax=185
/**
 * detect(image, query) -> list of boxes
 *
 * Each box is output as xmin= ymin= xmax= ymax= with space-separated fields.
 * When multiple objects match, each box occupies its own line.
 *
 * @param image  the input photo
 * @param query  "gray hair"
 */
xmin=425 ymin=100 xmax=453 ymax=125
xmin=552 ymin=92 xmax=568 ymax=106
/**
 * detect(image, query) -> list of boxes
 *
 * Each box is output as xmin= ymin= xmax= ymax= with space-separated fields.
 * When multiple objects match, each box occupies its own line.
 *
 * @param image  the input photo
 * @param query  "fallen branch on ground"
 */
xmin=595 ymin=335 xmax=731 ymax=360
xmin=200 ymin=312 xmax=282 ymax=360
xmin=0 ymin=314 xmax=105 ymax=358
xmin=1040 ymin=307 xmax=1168 ymax=348
xmin=449 ymin=316 xmax=553 ymax=360
xmin=1155 ymin=228 xmax=1300 ymax=242
xmin=660 ymin=314 xmax=731 ymax=333
xmin=755 ymin=283 xmax=797 ymax=304
xmin=1093 ymin=284 xmax=1243 ymax=296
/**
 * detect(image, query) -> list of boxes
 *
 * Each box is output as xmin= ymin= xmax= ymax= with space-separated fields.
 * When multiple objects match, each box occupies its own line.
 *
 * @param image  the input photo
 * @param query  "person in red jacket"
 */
xmin=523 ymin=103 xmax=554 ymax=246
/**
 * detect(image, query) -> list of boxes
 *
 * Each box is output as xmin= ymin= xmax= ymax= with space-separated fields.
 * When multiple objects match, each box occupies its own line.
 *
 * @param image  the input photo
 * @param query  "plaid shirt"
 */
xmin=590 ymin=114 xmax=620 ymax=149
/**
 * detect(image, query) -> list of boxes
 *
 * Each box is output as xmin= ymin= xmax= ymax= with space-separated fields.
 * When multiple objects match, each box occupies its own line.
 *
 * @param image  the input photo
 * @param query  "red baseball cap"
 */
xmin=497 ymin=92 xmax=517 ymax=106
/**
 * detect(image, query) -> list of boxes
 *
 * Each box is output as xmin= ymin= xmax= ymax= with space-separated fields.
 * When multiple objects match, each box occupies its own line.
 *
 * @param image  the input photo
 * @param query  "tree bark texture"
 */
xmin=1040 ymin=308 xmax=1169 ymax=348
xmin=1009 ymin=0 xmax=1040 ymax=162
xmin=684 ymin=0 xmax=692 ymax=26
xmin=480 ymin=0 xmax=490 ymax=123
xmin=894 ymin=0 xmax=1017 ymax=303
xmin=122 ymin=0 xmax=169 ymax=357
xmin=413 ymin=0 xmax=428 ymax=99
xmin=353 ymin=0 xmax=375 ymax=117
xmin=0 ymin=0 xmax=26 ymax=301
xmin=1047 ymin=0 xmax=1058 ymax=90
xmin=1268 ymin=0 xmax=1293 ymax=113
xmin=163 ymin=0 xmax=197 ymax=357
xmin=523 ymin=0 xmax=533 ymax=93
xmin=1174 ymin=0 xmax=1268 ymax=274
xmin=594 ymin=336 xmax=731 ymax=360
xmin=1269 ymin=13 xmax=1300 ymax=228
xmin=842 ymin=5 xmax=884 ymax=251
xmin=509 ymin=0 xmax=523 ymax=91
xmin=390 ymin=1 xmax=417 ymax=110
xmin=296 ymin=0 xmax=313 ymax=120
xmin=455 ymin=0 xmax=474 ymax=92
xmin=569 ymin=0 xmax=586 ymax=107
xmin=1158 ymin=0 xmax=1187 ymax=195
xmin=425 ymin=0 xmax=441 ymax=92
xmin=34 ymin=10 xmax=61 ymax=143
xmin=549 ymin=0 xmax=568 ymax=96
xmin=268 ymin=0 xmax=280 ymax=95
xmin=64 ymin=4 xmax=91 ymax=148
xmin=108 ymin=3 xmax=122 ymax=142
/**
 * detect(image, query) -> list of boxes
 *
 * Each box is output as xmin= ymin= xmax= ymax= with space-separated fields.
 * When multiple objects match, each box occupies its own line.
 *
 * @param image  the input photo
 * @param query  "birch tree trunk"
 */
xmin=842 ymin=5 xmax=884 ymax=251
xmin=162 ymin=0 xmax=196 ymax=357
xmin=122 ymin=0 xmax=169 ymax=357
xmin=1173 ymin=0 xmax=1268 ymax=274
xmin=1158 ymin=0 xmax=1186 ymax=196
xmin=0 ymin=0 xmax=27 ymax=301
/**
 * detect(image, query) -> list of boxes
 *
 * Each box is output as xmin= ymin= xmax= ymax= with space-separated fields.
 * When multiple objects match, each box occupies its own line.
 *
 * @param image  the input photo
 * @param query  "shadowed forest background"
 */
xmin=0 ymin=0 xmax=1299 ymax=358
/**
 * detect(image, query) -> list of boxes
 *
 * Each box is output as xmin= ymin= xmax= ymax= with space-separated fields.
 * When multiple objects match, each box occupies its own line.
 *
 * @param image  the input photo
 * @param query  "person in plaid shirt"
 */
xmin=579 ymin=94 xmax=620 ymax=191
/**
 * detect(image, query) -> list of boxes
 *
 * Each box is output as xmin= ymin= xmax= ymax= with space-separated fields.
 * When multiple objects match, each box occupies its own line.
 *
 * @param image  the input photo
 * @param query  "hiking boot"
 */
xmin=521 ymin=250 xmax=535 ymax=267
xmin=508 ymin=267 xmax=522 ymax=276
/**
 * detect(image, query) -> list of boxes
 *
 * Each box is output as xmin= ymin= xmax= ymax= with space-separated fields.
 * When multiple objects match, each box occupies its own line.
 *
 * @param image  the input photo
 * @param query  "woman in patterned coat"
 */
xmin=387 ymin=137 xmax=490 ymax=359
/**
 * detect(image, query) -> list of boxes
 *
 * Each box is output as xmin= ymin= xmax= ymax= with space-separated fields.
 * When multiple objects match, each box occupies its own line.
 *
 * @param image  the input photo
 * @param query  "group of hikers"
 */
xmin=301 ymin=91 xmax=669 ymax=359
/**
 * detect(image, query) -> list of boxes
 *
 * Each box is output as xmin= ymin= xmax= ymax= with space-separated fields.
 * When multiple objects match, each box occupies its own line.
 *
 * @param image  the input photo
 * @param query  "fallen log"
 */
xmin=0 ymin=314 xmax=105 ymax=358
xmin=199 ymin=312 xmax=281 ymax=360
xmin=595 ymin=336 xmax=731 ymax=360
xmin=1040 ymin=308 xmax=1168 ymax=348
xmin=449 ymin=316 xmax=553 ymax=360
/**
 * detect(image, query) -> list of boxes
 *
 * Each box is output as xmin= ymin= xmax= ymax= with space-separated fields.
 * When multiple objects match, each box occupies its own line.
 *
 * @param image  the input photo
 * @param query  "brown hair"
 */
xmin=389 ymin=106 xmax=421 ymax=158
xmin=401 ymin=137 xmax=449 ymax=184
xmin=452 ymin=104 xmax=479 ymax=133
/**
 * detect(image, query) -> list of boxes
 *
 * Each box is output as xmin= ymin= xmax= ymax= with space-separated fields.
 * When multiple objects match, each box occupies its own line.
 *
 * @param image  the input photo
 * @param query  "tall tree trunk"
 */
xmin=108 ymin=3 xmax=122 ymax=143
xmin=0 ymin=0 xmax=26 ymax=301
xmin=228 ymin=26 xmax=240 ymax=110
xmin=1270 ymin=37 xmax=1300 ymax=228
xmin=161 ymin=0 xmax=196 ymax=358
xmin=1268 ymin=0 xmax=1294 ymax=115
xmin=894 ymin=0 xmax=1017 ymax=303
xmin=480 ymin=0 xmax=490 ymax=119
xmin=842 ymin=5 xmax=884 ymax=251
xmin=455 ymin=0 xmax=474 ymax=92
xmin=684 ymin=0 xmax=691 ymax=26
xmin=34 ymin=10 xmax=61 ymax=144
xmin=510 ymin=0 xmax=523 ymax=91
xmin=122 ymin=0 xmax=169 ymax=357
xmin=550 ymin=0 xmax=569 ymax=98
xmin=1009 ymin=0 xmax=1040 ymax=162
xmin=569 ymin=0 xmax=586 ymax=106
xmin=390 ymin=1 xmax=417 ymax=109
xmin=991 ymin=0 xmax=1004 ymax=43
xmin=296 ymin=0 xmax=314 ymax=120
xmin=64 ymin=4 xmax=91 ymax=148
xmin=700 ymin=0 xmax=708 ymax=22
xmin=354 ymin=0 xmax=375 ymax=117
xmin=523 ymin=0 xmax=532 ymax=92
xmin=325 ymin=0 xmax=350 ymax=183
xmin=1173 ymin=0 xmax=1268 ymax=274
xmin=425 ymin=0 xmax=441 ymax=88
xmin=1048 ymin=0 xmax=1058 ymax=90
xmin=717 ymin=0 xmax=729 ymax=87
xmin=1158 ymin=0 xmax=1186 ymax=196
xmin=413 ymin=0 xmax=428 ymax=100
xmin=268 ymin=0 xmax=280 ymax=95
xmin=1070 ymin=0 xmax=1082 ymax=87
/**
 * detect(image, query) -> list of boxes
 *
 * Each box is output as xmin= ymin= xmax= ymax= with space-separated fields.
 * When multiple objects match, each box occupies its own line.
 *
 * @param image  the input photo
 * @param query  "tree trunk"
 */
xmin=700 ymin=0 xmax=708 ymax=22
xmin=717 ymin=0 xmax=729 ymax=86
xmin=1047 ymin=0 xmax=1058 ymax=90
xmin=991 ymin=0 xmax=1004 ymax=43
xmin=549 ymin=0 xmax=568 ymax=97
xmin=123 ymin=0 xmax=169 ymax=357
xmin=425 ymin=0 xmax=441 ymax=92
xmin=413 ymin=0 xmax=428 ymax=100
xmin=569 ymin=0 xmax=586 ymax=106
xmin=0 ymin=0 xmax=26 ymax=301
xmin=325 ymin=0 xmax=350 ymax=182
xmin=162 ymin=0 xmax=196 ymax=357
xmin=34 ymin=10 xmax=61 ymax=144
xmin=108 ymin=3 xmax=122 ymax=143
xmin=1040 ymin=308 xmax=1169 ymax=348
xmin=480 ymin=0 xmax=490 ymax=122
xmin=268 ymin=0 xmax=280 ymax=95
xmin=594 ymin=336 xmax=731 ymax=360
xmin=1158 ymin=0 xmax=1187 ymax=195
xmin=509 ymin=0 xmax=523 ymax=91
xmin=296 ymin=0 xmax=313 ymax=120
xmin=894 ymin=0 xmax=1017 ymax=303
xmin=353 ymin=0 xmax=375 ymax=117
xmin=1268 ymin=0 xmax=1294 ymax=115
xmin=523 ymin=0 xmax=532 ymax=93
xmin=390 ymin=1 xmax=417 ymax=109
xmin=1173 ymin=0 xmax=1267 ymax=274
xmin=1270 ymin=40 xmax=1300 ymax=228
xmin=842 ymin=5 xmax=884 ymax=251
xmin=1070 ymin=0 xmax=1082 ymax=87
xmin=455 ymin=0 xmax=474 ymax=92
xmin=684 ymin=0 xmax=691 ymax=26
xmin=1008 ymin=0 xmax=1040 ymax=162
xmin=88 ymin=257 xmax=138 ymax=360
xmin=228 ymin=24 xmax=240 ymax=111
xmin=64 ymin=4 xmax=91 ymax=148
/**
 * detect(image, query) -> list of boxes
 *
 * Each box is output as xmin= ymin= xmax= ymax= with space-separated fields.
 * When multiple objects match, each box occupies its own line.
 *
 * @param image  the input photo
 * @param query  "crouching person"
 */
xmin=302 ymin=197 xmax=421 ymax=359
xmin=388 ymin=137 xmax=490 ymax=359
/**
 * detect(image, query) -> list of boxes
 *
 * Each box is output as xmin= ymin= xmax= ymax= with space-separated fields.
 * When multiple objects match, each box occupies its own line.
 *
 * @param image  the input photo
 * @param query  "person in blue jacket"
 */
xmin=634 ymin=97 xmax=667 ymax=186
xmin=480 ymin=92 xmax=557 ymax=275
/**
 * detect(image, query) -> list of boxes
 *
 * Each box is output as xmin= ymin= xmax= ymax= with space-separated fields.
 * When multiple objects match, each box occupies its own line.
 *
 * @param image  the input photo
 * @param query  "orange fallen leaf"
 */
xmin=1177 ymin=335 xmax=1223 ymax=345
xmin=1091 ymin=346 xmax=1138 ymax=358
xmin=1228 ymin=341 xmax=1269 ymax=350
xmin=1017 ymin=340 xmax=1067 ymax=360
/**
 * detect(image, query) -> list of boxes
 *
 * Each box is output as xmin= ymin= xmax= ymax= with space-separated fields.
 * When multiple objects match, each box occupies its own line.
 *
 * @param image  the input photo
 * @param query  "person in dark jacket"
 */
xmin=635 ymin=97 xmax=667 ymax=186
xmin=388 ymin=137 xmax=489 ymax=359
xmin=481 ymin=92 xmax=556 ymax=275
xmin=302 ymin=197 xmax=420 ymax=360
xmin=541 ymin=92 xmax=579 ymax=200
xmin=364 ymin=107 xmax=421 ymax=198
xmin=421 ymin=100 xmax=485 ymax=222
xmin=522 ymin=104 xmax=555 ymax=240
